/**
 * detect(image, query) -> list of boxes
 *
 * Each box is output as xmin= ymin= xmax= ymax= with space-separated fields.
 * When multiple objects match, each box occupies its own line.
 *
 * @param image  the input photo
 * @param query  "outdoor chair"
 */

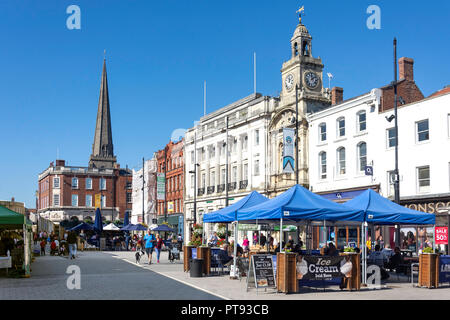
xmin=211 ymin=253 xmax=225 ymax=275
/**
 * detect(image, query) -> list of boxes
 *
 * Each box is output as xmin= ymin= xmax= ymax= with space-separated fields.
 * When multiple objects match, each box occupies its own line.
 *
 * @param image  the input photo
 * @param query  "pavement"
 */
xmin=1 ymin=249 xmax=449 ymax=300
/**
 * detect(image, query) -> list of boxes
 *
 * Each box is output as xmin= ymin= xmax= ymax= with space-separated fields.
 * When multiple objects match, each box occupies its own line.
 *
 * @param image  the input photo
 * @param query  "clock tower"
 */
xmin=268 ymin=10 xmax=331 ymax=196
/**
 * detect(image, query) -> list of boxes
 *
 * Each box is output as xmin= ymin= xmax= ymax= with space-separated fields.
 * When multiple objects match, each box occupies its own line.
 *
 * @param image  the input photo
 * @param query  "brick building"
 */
xmin=37 ymin=59 xmax=132 ymax=224
xmin=156 ymin=139 xmax=184 ymax=235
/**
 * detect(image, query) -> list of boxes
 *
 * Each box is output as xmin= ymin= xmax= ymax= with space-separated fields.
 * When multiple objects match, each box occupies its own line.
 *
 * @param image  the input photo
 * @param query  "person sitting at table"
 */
xmin=382 ymin=244 xmax=394 ymax=260
xmin=218 ymin=243 xmax=233 ymax=267
xmin=208 ymin=232 xmax=219 ymax=247
xmin=325 ymin=242 xmax=339 ymax=256
xmin=386 ymin=247 xmax=404 ymax=272
xmin=368 ymin=244 xmax=389 ymax=280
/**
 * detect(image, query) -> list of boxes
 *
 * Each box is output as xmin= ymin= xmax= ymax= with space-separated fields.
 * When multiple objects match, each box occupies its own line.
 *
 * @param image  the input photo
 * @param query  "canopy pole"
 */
xmin=323 ymin=220 xmax=326 ymax=248
xmin=280 ymin=218 xmax=283 ymax=253
xmin=232 ymin=221 xmax=238 ymax=278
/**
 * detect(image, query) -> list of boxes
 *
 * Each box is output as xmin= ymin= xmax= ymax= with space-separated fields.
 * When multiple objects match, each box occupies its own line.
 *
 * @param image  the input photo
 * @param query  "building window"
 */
xmin=86 ymin=194 xmax=92 ymax=207
xmin=201 ymin=173 xmax=206 ymax=188
xmin=254 ymin=159 xmax=260 ymax=176
xmin=357 ymin=110 xmax=366 ymax=132
xmin=126 ymin=192 xmax=132 ymax=204
xmin=101 ymin=195 xmax=106 ymax=208
xmin=358 ymin=142 xmax=367 ymax=172
xmin=232 ymin=166 xmax=237 ymax=183
xmin=319 ymin=123 xmax=327 ymax=142
xmin=190 ymin=174 xmax=194 ymax=189
xmin=243 ymin=135 xmax=248 ymax=151
xmin=221 ymin=168 xmax=226 ymax=184
xmin=319 ymin=152 xmax=327 ymax=179
xmin=53 ymin=194 xmax=60 ymax=206
xmin=255 ymin=129 xmax=260 ymax=146
xmin=337 ymin=117 xmax=345 ymax=137
xmin=71 ymin=194 xmax=78 ymax=207
xmin=72 ymin=177 xmax=78 ymax=189
xmin=243 ymin=163 xmax=248 ymax=181
xmin=417 ymin=166 xmax=430 ymax=193
xmin=416 ymin=119 xmax=429 ymax=142
xmin=210 ymin=171 xmax=215 ymax=187
xmin=387 ymin=128 xmax=396 ymax=148
xmin=191 ymin=151 xmax=194 ymax=164
xmin=337 ymin=147 xmax=346 ymax=175
xmin=86 ymin=178 xmax=92 ymax=190
xmin=53 ymin=177 xmax=60 ymax=189
xmin=100 ymin=178 xmax=106 ymax=190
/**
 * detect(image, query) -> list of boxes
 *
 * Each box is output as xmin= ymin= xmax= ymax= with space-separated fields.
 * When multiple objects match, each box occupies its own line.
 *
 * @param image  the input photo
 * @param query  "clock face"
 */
xmin=284 ymin=73 xmax=294 ymax=91
xmin=304 ymin=71 xmax=319 ymax=89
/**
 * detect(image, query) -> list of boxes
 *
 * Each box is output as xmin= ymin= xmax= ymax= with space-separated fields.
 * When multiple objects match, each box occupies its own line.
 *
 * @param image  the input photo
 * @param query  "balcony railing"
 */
xmin=228 ymin=182 xmax=237 ymax=191
xmin=239 ymin=180 xmax=248 ymax=189
xmin=207 ymin=186 xmax=215 ymax=194
xmin=217 ymin=184 xmax=225 ymax=193
xmin=197 ymin=188 xmax=205 ymax=196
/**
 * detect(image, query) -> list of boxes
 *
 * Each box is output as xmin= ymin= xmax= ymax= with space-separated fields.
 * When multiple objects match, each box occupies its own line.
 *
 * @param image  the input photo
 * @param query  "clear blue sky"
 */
xmin=0 ymin=0 xmax=449 ymax=207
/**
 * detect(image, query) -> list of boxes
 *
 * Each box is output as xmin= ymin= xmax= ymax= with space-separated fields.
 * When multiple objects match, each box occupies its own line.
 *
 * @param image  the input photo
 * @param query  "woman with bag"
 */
xmin=155 ymin=234 xmax=164 ymax=263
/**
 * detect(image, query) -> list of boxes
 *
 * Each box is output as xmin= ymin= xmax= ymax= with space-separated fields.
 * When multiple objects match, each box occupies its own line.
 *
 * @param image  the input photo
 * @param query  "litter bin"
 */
xmin=190 ymin=258 xmax=204 ymax=277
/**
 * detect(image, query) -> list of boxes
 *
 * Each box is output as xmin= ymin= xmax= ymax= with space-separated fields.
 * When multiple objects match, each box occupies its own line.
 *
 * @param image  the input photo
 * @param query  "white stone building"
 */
xmin=131 ymin=157 xmax=158 ymax=225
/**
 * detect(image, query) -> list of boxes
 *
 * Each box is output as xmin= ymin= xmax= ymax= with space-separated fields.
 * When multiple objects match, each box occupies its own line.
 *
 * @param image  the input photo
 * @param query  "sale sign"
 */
xmin=435 ymin=227 xmax=448 ymax=245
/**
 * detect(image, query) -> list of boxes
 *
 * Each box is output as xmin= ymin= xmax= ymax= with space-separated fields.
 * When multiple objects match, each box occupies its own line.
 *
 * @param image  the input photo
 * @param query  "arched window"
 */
xmin=294 ymin=42 xmax=299 ymax=56
xmin=337 ymin=117 xmax=345 ymax=137
xmin=319 ymin=123 xmax=327 ymax=142
xmin=302 ymin=41 xmax=309 ymax=56
xmin=337 ymin=147 xmax=346 ymax=175
xmin=319 ymin=152 xmax=327 ymax=179
xmin=357 ymin=142 xmax=367 ymax=172
xmin=357 ymin=110 xmax=366 ymax=132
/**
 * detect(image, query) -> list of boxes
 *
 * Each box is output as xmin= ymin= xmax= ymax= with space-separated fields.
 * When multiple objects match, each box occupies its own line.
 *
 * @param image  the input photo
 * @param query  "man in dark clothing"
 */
xmin=67 ymin=231 xmax=77 ymax=260
xmin=260 ymin=234 xmax=267 ymax=247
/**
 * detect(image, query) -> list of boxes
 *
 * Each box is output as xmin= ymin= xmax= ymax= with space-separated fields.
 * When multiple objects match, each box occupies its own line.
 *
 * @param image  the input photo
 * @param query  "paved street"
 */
xmin=1 ymin=250 xmax=449 ymax=300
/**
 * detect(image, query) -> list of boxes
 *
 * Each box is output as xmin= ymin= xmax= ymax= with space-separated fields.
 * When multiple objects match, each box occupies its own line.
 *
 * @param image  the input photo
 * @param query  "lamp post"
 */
xmin=225 ymin=116 xmax=229 ymax=243
xmin=393 ymin=38 xmax=401 ymax=247
xmin=188 ymin=130 xmax=199 ymax=241
xmin=295 ymin=84 xmax=299 ymax=185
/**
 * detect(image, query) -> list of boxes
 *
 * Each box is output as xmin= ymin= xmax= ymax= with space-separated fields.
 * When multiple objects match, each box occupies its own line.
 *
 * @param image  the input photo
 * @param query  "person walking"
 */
xmin=67 ymin=231 xmax=77 ymax=260
xmin=40 ymin=238 xmax=46 ymax=256
xmin=143 ymin=230 xmax=156 ymax=264
xmin=155 ymin=234 xmax=164 ymax=263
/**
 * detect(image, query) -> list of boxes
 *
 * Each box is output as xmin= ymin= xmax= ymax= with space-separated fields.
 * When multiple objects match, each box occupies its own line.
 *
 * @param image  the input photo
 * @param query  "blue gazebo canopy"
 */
xmin=237 ymin=185 xmax=364 ymax=223
xmin=67 ymin=222 xmax=94 ymax=231
xmin=120 ymin=224 xmax=148 ymax=231
xmin=151 ymin=224 xmax=175 ymax=232
xmin=344 ymin=189 xmax=435 ymax=225
xmin=203 ymin=191 xmax=269 ymax=223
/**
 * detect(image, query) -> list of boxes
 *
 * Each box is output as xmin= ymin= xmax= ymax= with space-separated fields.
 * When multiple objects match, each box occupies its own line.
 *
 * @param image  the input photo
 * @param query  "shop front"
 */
xmin=157 ymin=213 xmax=184 ymax=236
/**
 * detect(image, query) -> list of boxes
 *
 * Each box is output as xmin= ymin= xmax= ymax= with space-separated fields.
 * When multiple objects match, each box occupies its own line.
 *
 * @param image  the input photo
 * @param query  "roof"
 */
xmin=429 ymin=86 xmax=450 ymax=98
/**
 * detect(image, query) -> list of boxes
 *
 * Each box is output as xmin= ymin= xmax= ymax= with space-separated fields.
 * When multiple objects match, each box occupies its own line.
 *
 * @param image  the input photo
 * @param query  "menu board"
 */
xmin=246 ymin=254 xmax=275 ymax=291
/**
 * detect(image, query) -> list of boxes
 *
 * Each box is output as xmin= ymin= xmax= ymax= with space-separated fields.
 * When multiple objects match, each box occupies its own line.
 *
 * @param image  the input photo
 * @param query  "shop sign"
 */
xmin=435 ymin=227 xmax=448 ymax=245
xmin=300 ymin=256 xmax=346 ymax=280
xmin=439 ymin=255 xmax=450 ymax=283
xmin=404 ymin=201 xmax=450 ymax=214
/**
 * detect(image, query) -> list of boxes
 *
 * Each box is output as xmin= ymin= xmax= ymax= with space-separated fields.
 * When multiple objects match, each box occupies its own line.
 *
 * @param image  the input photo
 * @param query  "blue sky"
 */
xmin=0 ymin=0 xmax=449 ymax=207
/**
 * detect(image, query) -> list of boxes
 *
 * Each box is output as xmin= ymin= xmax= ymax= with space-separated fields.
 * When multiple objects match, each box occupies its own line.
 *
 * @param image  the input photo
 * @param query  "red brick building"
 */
xmin=156 ymin=139 xmax=184 ymax=232
xmin=37 ymin=59 xmax=132 ymax=223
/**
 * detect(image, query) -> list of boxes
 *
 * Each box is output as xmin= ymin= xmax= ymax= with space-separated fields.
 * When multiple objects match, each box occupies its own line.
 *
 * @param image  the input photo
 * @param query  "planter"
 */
xmin=183 ymin=245 xmax=195 ymax=272
xmin=276 ymin=252 xmax=298 ymax=293
xmin=197 ymin=246 xmax=211 ymax=275
xmin=418 ymin=253 xmax=439 ymax=288
xmin=339 ymin=252 xmax=361 ymax=291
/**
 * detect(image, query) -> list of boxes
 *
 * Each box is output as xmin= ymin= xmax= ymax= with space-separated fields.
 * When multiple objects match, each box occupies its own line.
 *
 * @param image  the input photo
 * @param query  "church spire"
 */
xmin=89 ymin=58 xmax=117 ymax=169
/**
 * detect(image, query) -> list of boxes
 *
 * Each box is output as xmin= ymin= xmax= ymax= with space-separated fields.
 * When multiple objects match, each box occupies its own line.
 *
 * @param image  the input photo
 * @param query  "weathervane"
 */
xmin=296 ymin=5 xmax=304 ymax=24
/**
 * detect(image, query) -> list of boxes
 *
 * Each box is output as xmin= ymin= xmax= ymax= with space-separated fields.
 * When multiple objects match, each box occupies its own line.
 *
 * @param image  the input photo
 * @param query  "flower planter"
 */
xmin=197 ymin=246 xmax=211 ymax=275
xmin=418 ymin=253 xmax=439 ymax=288
xmin=183 ymin=245 xmax=195 ymax=272
xmin=276 ymin=252 xmax=298 ymax=293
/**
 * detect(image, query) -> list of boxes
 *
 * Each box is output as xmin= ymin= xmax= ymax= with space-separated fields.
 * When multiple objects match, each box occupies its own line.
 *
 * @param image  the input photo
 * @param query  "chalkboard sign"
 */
xmin=246 ymin=254 xmax=276 ymax=292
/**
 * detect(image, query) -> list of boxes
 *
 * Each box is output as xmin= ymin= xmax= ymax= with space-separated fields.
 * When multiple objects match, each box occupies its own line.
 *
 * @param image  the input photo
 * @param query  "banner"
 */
xmin=439 ymin=255 xmax=450 ymax=283
xmin=282 ymin=128 xmax=295 ymax=174
xmin=435 ymin=227 xmax=448 ymax=245
xmin=157 ymin=173 xmax=165 ymax=201
xmin=94 ymin=194 xmax=101 ymax=208
xmin=168 ymin=201 xmax=174 ymax=213
xmin=298 ymin=256 xmax=348 ymax=280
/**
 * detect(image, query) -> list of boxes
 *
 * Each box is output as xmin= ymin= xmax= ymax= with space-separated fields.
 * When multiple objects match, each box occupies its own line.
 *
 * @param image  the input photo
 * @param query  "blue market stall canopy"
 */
xmin=120 ymin=224 xmax=148 ymax=231
xmin=203 ymin=191 xmax=269 ymax=223
xmin=237 ymin=185 xmax=365 ymax=223
xmin=67 ymin=222 xmax=94 ymax=231
xmin=344 ymin=189 xmax=435 ymax=225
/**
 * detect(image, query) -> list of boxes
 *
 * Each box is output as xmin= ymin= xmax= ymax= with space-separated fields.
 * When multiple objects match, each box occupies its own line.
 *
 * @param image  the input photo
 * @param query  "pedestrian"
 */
xmin=242 ymin=235 xmax=250 ymax=253
xmin=40 ymin=238 xmax=46 ymax=256
xmin=253 ymin=232 xmax=258 ymax=246
xmin=67 ymin=231 xmax=77 ymax=260
xmin=143 ymin=230 xmax=156 ymax=264
xmin=155 ymin=234 xmax=164 ymax=263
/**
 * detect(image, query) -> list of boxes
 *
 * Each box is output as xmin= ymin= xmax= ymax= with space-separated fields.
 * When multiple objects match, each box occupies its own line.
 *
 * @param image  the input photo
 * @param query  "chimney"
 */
xmin=56 ymin=160 xmax=66 ymax=167
xmin=331 ymin=87 xmax=344 ymax=105
xmin=399 ymin=57 xmax=414 ymax=81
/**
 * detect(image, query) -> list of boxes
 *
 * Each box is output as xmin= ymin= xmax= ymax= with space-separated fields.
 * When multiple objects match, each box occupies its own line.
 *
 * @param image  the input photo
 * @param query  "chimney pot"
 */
xmin=399 ymin=57 xmax=414 ymax=81
xmin=331 ymin=87 xmax=344 ymax=105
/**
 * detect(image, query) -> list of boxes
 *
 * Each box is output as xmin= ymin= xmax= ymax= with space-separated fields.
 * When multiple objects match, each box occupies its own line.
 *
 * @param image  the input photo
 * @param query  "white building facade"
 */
xmin=184 ymin=93 xmax=277 ymax=242
xmin=131 ymin=157 xmax=158 ymax=225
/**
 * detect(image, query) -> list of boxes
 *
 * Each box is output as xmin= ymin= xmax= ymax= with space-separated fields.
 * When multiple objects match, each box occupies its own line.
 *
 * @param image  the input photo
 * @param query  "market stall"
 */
xmin=0 ymin=205 xmax=32 ymax=277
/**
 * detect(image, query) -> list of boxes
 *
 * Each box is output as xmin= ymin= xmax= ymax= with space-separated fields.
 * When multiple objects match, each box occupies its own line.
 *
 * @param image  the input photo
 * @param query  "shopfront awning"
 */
xmin=344 ymin=189 xmax=436 ymax=225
